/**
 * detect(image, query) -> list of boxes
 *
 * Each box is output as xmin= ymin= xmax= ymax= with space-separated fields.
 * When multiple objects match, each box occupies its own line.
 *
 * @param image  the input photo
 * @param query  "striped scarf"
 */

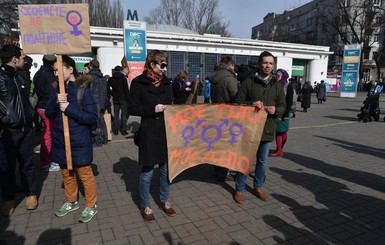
xmin=146 ymin=70 xmax=163 ymax=87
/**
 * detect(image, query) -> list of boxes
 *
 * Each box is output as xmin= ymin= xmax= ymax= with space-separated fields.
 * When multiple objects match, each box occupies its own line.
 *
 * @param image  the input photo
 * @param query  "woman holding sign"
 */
xmin=45 ymin=55 xmax=99 ymax=223
xmin=127 ymin=50 xmax=176 ymax=223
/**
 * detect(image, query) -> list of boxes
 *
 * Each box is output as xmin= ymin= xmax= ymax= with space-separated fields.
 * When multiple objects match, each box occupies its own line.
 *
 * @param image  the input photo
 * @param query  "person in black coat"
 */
xmin=127 ymin=50 xmax=176 ymax=223
xmin=107 ymin=65 xmax=130 ymax=135
xmin=0 ymin=45 xmax=37 ymax=215
xmin=172 ymin=70 xmax=191 ymax=104
xmin=301 ymin=81 xmax=313 ymax=112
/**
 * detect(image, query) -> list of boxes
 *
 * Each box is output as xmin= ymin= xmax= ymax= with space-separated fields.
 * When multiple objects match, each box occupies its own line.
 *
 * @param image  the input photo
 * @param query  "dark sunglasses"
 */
xmin=155 ymin=62 xmax=168 ymax=69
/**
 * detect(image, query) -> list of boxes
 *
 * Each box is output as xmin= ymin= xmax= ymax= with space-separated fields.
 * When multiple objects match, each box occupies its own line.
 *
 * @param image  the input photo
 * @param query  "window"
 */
xmin=204 ymin=53 xmax=218 ymax=79
xmin=306 ymin=31 xmax=315 ymax=39
xmin=307 ymin=18 xmax=313 ymax=26
xmin=169 ymin=52 xmax=185 ymax=79
xmin=373 ymin=0 xmax=382 ymax=6
xmin=322 ymin=23 xmax=327 ymax=31
xmin=375 ymin=16 xmax=382 ymax=26
xmin=235 ymin=56 xmax=248 ymax=65
xmin=374 ymin=34 xmax=379 ymax=42
xmin=187 ymin=53 xmax=202 ymax=79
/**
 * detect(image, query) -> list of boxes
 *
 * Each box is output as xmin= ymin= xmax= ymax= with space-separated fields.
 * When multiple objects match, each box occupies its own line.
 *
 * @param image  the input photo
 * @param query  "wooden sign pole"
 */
xmin=56 ymin=54 xmax=73 ymax=170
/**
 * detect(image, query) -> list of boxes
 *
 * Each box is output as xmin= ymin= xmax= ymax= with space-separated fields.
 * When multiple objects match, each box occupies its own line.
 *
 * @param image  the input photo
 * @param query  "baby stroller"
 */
xmin=357 ymin=84 xmax=383 ymax=122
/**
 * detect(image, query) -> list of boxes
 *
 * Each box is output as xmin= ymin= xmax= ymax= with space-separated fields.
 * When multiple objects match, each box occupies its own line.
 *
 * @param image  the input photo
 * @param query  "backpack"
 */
xmin=76 ymin=87 xmax=101 ymax=136
xmin=236 ymin=63 xmax=258 ymax=83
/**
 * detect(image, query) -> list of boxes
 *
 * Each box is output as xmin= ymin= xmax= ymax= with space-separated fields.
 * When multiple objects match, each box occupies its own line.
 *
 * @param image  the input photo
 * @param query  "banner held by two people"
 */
xmin=164 ymin=104 xmax=267 ymax=182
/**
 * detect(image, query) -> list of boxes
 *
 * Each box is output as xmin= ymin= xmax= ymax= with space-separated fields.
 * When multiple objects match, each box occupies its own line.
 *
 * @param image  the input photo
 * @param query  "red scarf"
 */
xmin=146 ymin=70 xmax=163 ymax=87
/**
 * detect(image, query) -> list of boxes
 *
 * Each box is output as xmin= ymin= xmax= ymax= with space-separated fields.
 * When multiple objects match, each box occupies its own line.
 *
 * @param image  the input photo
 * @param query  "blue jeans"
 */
xmin=235 ymin=141 xmax=271 ymax=192
xmin=139 ymin=163 xmax=169 ymax=208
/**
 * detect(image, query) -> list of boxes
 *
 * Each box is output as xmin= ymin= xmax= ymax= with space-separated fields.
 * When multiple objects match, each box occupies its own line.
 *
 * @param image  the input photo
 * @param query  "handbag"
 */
xmin=29 ymin=92 xmax=38 ymax=108
xmin=29 ymin=79 xmax=42 ymax=109
xmin=297 ymin=94 xmax=303 ymax=102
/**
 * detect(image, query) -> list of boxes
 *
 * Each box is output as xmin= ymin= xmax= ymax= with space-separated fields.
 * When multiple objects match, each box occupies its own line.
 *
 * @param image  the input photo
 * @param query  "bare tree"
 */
xmin=317 ymin=0 xmax=385 ymax=80
xmin=0 ymin=0 xmax=25 ymax=41
xmin=144 ymin=0 xmax=231 ymax=37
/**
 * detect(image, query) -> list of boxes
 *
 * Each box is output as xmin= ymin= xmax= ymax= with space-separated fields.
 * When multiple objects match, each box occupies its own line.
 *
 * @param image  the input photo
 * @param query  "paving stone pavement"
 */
xmin=1 ymin=92 xmax=385 ymax=245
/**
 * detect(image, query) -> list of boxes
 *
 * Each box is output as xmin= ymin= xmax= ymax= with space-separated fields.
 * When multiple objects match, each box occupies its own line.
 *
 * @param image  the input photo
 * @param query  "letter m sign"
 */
xmin=127 ymin=10 xmax=138 ymax=21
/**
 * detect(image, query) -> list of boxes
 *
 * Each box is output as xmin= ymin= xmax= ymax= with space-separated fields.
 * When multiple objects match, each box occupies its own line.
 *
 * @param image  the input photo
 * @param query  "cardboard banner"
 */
xmin=18 ymin=4 xmax=91 ymax=54
xmin=164 ymin=104 xmax=267 ymax=182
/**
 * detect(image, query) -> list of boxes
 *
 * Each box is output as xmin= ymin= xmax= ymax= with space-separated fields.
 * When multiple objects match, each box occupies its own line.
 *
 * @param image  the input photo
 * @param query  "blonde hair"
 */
xmin=175 ymin=70 xmax=188 ymax=80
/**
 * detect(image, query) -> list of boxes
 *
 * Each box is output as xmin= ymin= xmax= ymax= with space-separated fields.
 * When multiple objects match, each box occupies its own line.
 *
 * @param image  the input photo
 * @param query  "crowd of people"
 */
xmin=1 ymin=44 xmax=337 ymax=224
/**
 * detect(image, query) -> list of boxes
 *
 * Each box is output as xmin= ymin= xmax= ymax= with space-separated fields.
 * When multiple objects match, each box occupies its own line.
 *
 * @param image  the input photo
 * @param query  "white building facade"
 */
xmin=28 ymin=25 xmax=331 ymax=84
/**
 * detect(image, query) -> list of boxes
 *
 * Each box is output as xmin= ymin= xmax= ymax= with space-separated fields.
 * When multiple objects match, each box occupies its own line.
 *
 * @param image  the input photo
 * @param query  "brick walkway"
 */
xmin=1 ymin=92 xmax=385 ymax=245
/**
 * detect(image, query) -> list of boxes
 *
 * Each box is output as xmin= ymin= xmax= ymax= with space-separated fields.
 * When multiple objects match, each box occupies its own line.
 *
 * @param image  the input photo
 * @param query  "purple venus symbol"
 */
xmin=66 ymin=10 xmax=83 ymax=36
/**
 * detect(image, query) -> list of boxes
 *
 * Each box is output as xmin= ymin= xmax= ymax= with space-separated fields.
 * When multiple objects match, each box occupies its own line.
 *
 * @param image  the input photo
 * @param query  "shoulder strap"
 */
xmin=77 ymin=87 xmax=85 ymax=110
xmin=32 ymin=70 xmax=43 ymax=93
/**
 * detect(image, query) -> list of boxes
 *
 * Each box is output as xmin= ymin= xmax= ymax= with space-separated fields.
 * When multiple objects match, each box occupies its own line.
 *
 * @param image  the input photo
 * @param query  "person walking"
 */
xmin=127 ymin=50 xmax=176 ymax=223
xmin=233 ymin=51 xmax=286 ymax=204
xmin=301 ymin=81 xmax=313 ymax=112
xmin=270 ymin=69 xmax=294 ymax=157
xmin=45 ymin=55 xmax=99 ymax=223
xmin=0 ymin=45 xmax=38 ymax=215
xmin=317 ymin=80 xmax=326 ymax=103
xmin=108 ymin=65 xmax=130 ymax=135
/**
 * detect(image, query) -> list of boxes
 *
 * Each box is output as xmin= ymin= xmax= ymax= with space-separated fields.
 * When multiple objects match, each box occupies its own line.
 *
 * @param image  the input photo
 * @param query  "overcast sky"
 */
xmin=122 ymin=0 xmax=312 ymax=39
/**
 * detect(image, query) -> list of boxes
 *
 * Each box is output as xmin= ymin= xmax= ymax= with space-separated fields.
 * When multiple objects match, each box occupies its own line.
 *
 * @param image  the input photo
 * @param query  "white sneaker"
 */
xmin=49 ymin=162 xmax=60 ymax=172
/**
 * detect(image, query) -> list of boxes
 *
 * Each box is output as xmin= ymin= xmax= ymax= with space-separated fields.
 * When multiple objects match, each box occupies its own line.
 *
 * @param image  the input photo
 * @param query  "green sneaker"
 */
xmin=55 ymin=201 xmax=80 ymax=217
xmin=78 ymin=205 xmax=98 ymax=223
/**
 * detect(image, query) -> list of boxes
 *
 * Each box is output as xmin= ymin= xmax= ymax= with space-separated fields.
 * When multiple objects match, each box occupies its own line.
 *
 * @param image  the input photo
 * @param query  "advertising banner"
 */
xmin=341 ymin=71 xmax=358 ymax=97
xmin=18 ymin=4 xmax=91 ymax=54
xmin=164 ymin=104 xmax=267 ymax=182
xmin=340 ymin=44 xmax=361 ymax=98
xmin=123 ymin=21 xmax=147 ymax=81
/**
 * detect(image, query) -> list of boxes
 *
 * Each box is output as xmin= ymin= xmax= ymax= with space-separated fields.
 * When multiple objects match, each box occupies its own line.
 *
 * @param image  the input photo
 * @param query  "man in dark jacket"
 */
xmin=33 ymin=54 xmax=59 ymax=171
xmin=0 ymin=45 xmax=38 ymax=215
xmin=233 ymin=51 xmax=286 ymax=204
xmin=108 ymin=65 xmax=130 ymax=135
xmin=89 ymin=59 xmax=108 ymax=144
xmin=211 ymin=56 xmax=240 ymax=181
xmin=211 ymin=56 xmax=239 ymax=103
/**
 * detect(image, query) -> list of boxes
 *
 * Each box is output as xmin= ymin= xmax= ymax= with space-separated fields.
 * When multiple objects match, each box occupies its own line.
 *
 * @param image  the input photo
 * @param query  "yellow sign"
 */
xmin=18 ymin=4 xmax=91 ymax=54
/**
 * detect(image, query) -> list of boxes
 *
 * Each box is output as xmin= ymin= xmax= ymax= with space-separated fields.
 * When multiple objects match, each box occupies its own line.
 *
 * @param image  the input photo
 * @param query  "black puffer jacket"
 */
xmin=0 ymin=64 xmax=34 ymax=129
xmin=89 ymin=68 xmax=106 ymax=110
xmin=33 ymin=65 xmax=57 ymax=109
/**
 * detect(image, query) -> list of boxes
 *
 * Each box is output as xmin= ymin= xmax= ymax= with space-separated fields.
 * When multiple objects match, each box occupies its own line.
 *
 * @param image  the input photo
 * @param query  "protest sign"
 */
xmin=164 ymin=104 xmax=267 ymax=182
xmin=18 ymin=3 xmax=91 ymax=169
xmin=18 ymin=4 xmax=91 ymax=54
